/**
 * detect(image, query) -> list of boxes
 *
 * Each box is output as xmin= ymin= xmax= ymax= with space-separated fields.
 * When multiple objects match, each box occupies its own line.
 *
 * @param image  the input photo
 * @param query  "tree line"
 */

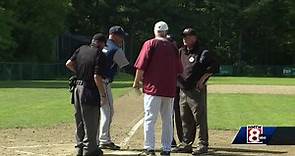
xmin=1 ymin=0 xmax=294 ymax=66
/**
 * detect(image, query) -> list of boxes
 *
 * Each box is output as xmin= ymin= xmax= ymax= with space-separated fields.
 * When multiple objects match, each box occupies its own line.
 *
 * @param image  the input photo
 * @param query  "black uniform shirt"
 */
xmin=177 ymin=46 xmax=219 ymax=90
xmin=70 ymin=45 xmax=107 ymax=86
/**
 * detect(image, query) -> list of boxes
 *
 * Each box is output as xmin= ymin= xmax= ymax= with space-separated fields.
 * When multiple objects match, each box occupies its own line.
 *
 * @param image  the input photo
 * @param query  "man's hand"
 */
xmin=132 ymin=81 xmax=143 ymax=89
xmin=94 ymin=74 xmax=107 ymax=106
xmin=100 ymin=96 xmax=107 ymax=106
xmin=133 ymin=69 xmax=144 ymax=89
xmin=65 ymin=60 xmax=76 ymax=73
xmin=196 ymin=73 xmax=212 ymax=90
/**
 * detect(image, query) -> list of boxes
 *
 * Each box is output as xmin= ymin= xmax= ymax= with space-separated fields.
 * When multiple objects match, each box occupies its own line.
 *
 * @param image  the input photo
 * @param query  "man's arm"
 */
xmin=94 ymin=74 xmax=107 ymax=105
xmin=133 ymin=40 xmax=153 ymax=89
xmin=196 ymin=73 xmax=213 ymax=90
xmin=66 ymin=48 xmax=80 ymax=73
xmin=66 ymin=60 xmax=76 ymax=73
xmin=94 ymin=51 xmax=108 ymax=105
xmin=133 ymin=69 xmax=144 ymax=89
xmin=113 ymin=49 xmax=129 ymax=69
xmin=196 ymin=50 xmax=219 ymax=90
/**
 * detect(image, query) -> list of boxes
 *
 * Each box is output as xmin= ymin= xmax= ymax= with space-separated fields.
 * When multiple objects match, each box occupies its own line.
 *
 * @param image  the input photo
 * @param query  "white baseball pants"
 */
xmin=97 ymin=81 xmax=114 ymax=145
xmin=143 ymin=94 xmax=174 ymax=152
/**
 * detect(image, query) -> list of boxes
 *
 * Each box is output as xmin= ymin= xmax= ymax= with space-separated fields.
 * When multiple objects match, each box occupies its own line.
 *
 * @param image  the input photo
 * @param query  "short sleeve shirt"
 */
xmin=103 ymin=39 xmax=129 ymax=81
xmin=134 ymin=38 xmax=183 ymax=97
xmin=177 ymin=47 xmax=219 ymax=89
xmin=70 ymin=45 xmax=107 ymax=84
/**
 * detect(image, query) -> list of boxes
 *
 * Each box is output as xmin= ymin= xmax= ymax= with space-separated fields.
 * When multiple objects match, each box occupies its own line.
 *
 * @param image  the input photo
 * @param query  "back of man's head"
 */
xmin=91 ymin=33 xmax=106 ymax=48
xmin=154 ymin=21 xmax=168 ymax=38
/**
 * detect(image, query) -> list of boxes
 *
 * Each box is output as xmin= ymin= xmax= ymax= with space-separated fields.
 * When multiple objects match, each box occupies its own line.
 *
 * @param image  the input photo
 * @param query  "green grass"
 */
xmin=209 ymin=76 xmax=295 ymax=86
xmin=0 ymin=73 xmax=132 ymax=128
xmin=208 ymin=93 xmax=295 ymax=130
xmin=1 ymin=75 xmax=294 ymax=129
xmin=0 ymin=88 xmax=130 ymax=128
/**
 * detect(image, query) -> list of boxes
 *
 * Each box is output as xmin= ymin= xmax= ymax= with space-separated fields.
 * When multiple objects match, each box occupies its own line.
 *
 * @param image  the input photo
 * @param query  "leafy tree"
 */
xmin=0 ymin=0 xmax=69 ymax=62
xmin=0 ymin=2 xmax=16 ymax=61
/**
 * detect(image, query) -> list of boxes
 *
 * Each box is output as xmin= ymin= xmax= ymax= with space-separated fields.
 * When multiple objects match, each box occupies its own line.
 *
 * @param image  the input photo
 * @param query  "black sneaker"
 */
xmin=99 ymin=142 xmax=120 ymax=150
xmin=138 ymin=149 xmax=156 ymax=156
xmin=75 ymin=148 xmax=83 ymax=156
xmin=97 ymin=148 xmax=104 ymax=155
xmin=171 ymin=143 xmax=192 ymax=153
xmin=160 ymin=151 xmax=170 ymax=156
xmin=84 ymin=149 xmax=103 ymax=156
xmin=192 ymin=145 xmax=208 ymax=155
xmin=171 ymin=139 xmax=177 ymax=148
xmin=75 ymin=145 xmax=83 ymax=156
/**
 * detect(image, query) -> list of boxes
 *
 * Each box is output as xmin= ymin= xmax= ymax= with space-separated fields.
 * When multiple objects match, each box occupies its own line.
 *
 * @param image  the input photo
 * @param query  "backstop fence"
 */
xmin=0 ymin=62 xmax=294 ymax=80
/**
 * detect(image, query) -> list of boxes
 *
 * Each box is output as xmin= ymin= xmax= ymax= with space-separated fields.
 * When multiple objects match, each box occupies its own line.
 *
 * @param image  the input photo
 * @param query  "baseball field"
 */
xmin=0 ymin=73 xmax=295 ymax=155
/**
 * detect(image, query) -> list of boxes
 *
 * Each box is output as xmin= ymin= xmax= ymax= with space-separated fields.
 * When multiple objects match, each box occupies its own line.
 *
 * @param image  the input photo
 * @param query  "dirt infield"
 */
xmin=1 ymin=86 xmax=295 ymax=155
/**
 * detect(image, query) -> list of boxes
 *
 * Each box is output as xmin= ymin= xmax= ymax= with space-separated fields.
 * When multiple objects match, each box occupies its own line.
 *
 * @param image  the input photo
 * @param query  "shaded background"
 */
xmin=0 ymin=0 xmax=295 ymax=79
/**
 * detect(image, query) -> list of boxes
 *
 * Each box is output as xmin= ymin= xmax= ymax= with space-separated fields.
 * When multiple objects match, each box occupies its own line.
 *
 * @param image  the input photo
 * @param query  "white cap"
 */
xmin=154 ymin=21 xmax=168 ymax=31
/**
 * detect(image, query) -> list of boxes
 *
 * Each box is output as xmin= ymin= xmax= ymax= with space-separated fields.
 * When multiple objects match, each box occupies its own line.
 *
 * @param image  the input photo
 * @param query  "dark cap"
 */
xmin=166 ymin=34 xmax=175 ymax=42
xmin=182 ymin=28 xmax=197 ymax=37
xmin=92 ymin=33 xmax=107 ymax=42
xmin=109 ymin=26 xmax=128 ymax=37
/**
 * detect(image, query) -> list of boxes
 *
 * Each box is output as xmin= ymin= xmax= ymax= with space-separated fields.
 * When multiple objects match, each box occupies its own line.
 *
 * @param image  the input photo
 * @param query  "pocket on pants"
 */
xmin=81 ymin=87 xmax=100 ymax=106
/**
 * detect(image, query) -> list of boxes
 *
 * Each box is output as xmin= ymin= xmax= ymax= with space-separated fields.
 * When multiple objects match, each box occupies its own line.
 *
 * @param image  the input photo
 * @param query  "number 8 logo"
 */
xmin=248 ymin=128 xmax=261 ymax=143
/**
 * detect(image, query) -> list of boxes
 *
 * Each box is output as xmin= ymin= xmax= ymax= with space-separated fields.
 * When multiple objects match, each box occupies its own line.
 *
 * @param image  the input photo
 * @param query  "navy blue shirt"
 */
xmin=102 ymin=39 xmax=129 ymax=82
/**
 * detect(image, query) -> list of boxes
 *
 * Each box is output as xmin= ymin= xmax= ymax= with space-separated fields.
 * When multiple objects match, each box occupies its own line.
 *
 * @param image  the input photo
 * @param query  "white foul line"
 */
xmin=3 ymin=143 xmax=73 ymax=149
xmin=120 ymin=117 xmax=144 ymax=148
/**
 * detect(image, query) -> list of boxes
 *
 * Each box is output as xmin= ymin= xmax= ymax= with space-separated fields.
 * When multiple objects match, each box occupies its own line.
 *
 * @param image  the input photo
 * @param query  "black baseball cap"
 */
xmin=182 ymin=28 xmax=197 ymax=37
xmin=109 ymin=26 xmax=128 ymax=37
xmin=166 ymin=34 xmax=175 ymax=42
xmin=92 ymin=33 xmax=107 ymax=42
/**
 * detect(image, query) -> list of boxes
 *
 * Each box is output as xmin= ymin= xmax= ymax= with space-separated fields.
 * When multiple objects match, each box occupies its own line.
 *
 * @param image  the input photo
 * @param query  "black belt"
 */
xmin=75 ymin=80 xmax=97 ymax=88
xmin=76 ymin=80 xmax=84 ymax=85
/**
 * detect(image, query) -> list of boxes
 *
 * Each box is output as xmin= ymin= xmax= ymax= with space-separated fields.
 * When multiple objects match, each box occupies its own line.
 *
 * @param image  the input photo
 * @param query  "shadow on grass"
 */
xmin=0 ymin=81 xmax=133 ymax=89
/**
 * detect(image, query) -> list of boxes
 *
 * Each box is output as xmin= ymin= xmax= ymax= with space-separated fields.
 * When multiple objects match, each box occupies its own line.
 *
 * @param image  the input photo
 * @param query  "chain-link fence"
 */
xmin=0 ymin=62 xmax=294 ymax=80
xmin=0 ymin=62 xmax=70 ymax=80
xmin=217 ymin=65 xmax=295 ymax=77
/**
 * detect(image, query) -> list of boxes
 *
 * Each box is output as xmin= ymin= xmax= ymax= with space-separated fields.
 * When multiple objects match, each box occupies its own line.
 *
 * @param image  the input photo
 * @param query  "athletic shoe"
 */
xmin=192 ymin=144 xmax=208 ymax=155
xmin=171 ymin=142 xmax=192 ymax=153
xmin=84 ymin=148 xmax=103 ymax=156
xmin=160 ymin=151 xmax=170 ymax=156
xmin=99 ymin=142 xmax=120 ymax=150
xmin=97 ymin=148 xmax=104 ymax=155
xmin=75 ymin=148 xmax=82 ymax=156
xmin=171 ymin=139 xmax=177 ymax=148
xmin=138 ymin=149 xmax=156 ymax=156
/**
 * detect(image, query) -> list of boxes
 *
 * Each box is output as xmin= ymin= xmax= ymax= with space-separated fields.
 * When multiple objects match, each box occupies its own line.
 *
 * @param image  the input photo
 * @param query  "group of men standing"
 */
xmin=66 ymin=20 xmax=219 ymax=156
xmin=66 ymin=26 xmax=128 ymax=156
xmin=133 ymin=21 xmax=219 ymax=156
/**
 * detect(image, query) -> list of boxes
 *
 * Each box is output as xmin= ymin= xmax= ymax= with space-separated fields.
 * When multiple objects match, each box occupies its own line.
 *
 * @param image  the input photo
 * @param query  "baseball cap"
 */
xmin=166 ymin=34 xmax=175 ymax=42
xmin=182 ymin=28 xmax=197 ymax=37
xmin=92 ymin=33 xmax=107 ymax=42
xmin=109 ymin=26 xmax=128 ymax=37
xmin=154 ymin=21 xmax=169 ymax=31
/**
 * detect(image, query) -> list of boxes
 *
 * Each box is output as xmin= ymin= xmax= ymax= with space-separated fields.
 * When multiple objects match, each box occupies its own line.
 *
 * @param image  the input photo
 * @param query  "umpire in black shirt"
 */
xmin=66 ymin=33 xmax=107 ymax=156
xmin=172 ymin=28 xmax=219 ymax=155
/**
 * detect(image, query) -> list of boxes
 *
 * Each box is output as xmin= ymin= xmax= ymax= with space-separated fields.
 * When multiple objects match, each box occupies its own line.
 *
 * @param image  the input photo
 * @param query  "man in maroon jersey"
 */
xmin=133 ymin=21 xmax=183 ymax=156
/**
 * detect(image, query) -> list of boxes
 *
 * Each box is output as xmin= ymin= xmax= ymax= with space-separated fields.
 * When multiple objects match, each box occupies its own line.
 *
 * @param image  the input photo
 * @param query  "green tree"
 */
xmin=12 ymin=0 xmax=69 ymax=62
xmin=0 ymin=2 xmax=16 ymax=61
xmin=68 ymin=0 xmax=295 ymax=66
xmin=0 ymin=0 xmax=69 ymax=62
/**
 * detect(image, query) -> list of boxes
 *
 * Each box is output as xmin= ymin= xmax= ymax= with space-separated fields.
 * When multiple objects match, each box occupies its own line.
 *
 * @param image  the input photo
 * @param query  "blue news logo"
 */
xmin=246 ymin=125 xmax=266 ymax=144
xmin=232 ymin=126 xmax=295 ymax=145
